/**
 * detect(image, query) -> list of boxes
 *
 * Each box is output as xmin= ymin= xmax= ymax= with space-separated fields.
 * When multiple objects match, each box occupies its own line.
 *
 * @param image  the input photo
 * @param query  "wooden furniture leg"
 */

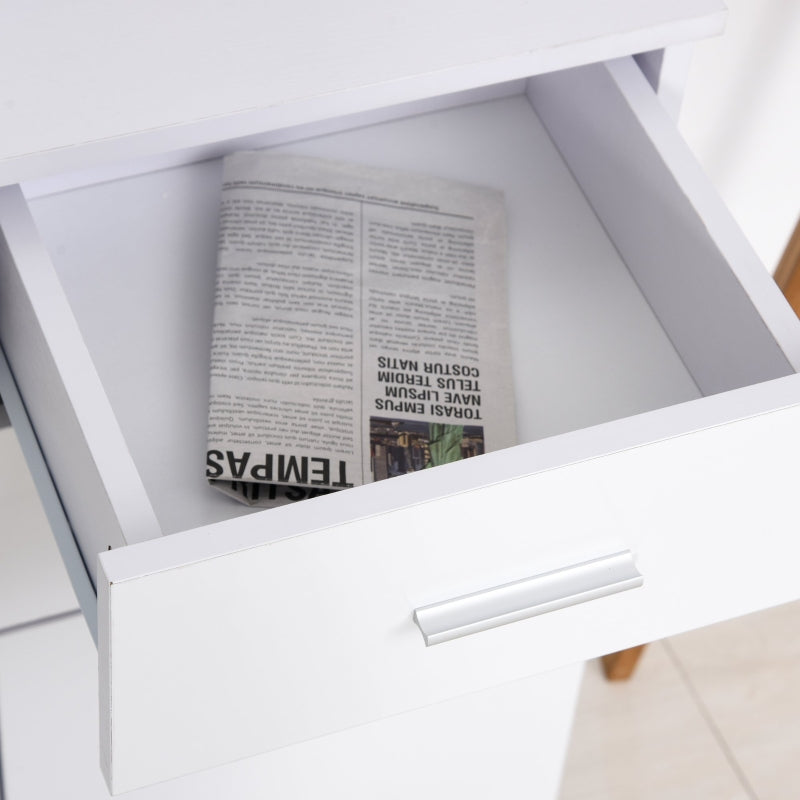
xmin=601 ymin=645 xmax=647 ymax=681
xmin=773 ymin=217 xmax=800 ymax=314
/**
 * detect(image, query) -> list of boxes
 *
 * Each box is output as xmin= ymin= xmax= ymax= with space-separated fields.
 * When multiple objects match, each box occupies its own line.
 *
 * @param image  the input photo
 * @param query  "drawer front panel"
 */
xmin=101 ymin=395 xmax=800 ymax=792
xmin=0 ymin=613 xmax=583 ymax=800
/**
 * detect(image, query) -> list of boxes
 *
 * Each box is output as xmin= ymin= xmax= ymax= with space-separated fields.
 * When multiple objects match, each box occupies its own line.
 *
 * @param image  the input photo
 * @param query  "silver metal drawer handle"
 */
xmin=413 ymin=550 xmax=643 ymax=646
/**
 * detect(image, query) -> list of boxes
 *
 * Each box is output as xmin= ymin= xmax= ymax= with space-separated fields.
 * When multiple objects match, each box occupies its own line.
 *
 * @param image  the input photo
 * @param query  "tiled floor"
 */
xmin=560 ymin=602 xmax=800 ymax=800
xmin=1 ymin=421 xmax=798 ymax=798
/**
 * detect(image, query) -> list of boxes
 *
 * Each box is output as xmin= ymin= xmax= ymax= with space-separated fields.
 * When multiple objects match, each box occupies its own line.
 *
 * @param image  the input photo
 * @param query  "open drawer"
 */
xmin=2 ymin=57 xmax=800 ymax=793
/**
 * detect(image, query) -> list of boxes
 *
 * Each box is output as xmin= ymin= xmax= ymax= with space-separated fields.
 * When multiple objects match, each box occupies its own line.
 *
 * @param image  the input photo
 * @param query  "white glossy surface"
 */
xmin=0 ymin=614 xmax=583 ymax=799
xmin=100 ymin=387 xmax=800 ymax=791
xmin=1 ymin=4 xmax=800 ymax=792
xmin=0 ymin=1 xmax=725 ymax=184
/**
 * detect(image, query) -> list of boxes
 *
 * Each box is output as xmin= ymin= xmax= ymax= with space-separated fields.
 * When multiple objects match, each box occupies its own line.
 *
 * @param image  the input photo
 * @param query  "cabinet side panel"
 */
xmin=528 ymin=59 xmax=800 ymax=394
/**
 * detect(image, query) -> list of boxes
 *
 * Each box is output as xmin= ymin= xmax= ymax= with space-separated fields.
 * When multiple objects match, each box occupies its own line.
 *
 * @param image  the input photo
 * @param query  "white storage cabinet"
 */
xmin=3 ymin=1 xmax=800 ymax=794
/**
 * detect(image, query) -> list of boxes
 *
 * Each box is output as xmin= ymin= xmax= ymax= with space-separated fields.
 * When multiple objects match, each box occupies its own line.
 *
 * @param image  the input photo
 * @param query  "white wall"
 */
xmin=679 ymin=0 xmax=800 ymax=274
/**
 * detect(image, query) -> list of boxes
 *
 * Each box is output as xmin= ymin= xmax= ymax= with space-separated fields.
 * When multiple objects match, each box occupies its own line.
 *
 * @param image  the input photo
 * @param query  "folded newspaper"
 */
xmin=206 ymin=152 xmax=516 ymax=506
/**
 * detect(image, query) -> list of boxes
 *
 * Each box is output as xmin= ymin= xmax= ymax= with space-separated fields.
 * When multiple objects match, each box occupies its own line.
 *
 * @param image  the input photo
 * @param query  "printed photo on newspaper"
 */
xmin=206 ymin=152 xmax=516 ymax=506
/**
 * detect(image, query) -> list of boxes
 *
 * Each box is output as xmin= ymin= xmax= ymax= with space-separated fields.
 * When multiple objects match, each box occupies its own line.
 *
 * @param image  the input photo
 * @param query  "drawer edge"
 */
xmin=100 ymin=372 xmax=800 ymax=585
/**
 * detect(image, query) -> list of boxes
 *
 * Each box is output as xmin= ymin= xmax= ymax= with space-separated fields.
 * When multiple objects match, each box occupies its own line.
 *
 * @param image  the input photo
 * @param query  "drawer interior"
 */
xmin=6 ymin=59 xmax=800 ymax=553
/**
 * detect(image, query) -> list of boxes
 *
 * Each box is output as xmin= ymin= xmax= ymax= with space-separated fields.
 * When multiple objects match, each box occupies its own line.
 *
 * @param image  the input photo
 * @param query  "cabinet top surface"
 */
xmin=1 ymin=1 xmax=724 ymax=184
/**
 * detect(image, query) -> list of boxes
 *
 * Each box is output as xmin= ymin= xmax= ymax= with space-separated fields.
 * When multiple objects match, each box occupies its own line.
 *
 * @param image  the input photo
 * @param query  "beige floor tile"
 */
xmin=0 ymin=426 xmax=78 ymax=629
xmin=559 ymin=641 xmax=750 ymax=800
xmin=668 ymin=600 xmax=800 ymax=800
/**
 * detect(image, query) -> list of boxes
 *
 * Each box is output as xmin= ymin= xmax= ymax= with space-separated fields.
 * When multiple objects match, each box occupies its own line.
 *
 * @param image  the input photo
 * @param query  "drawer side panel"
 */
xmin=0 ymin=186 xmax=162 ymax=564
xmin=528 ymin=59 xmax=800 ymax=394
